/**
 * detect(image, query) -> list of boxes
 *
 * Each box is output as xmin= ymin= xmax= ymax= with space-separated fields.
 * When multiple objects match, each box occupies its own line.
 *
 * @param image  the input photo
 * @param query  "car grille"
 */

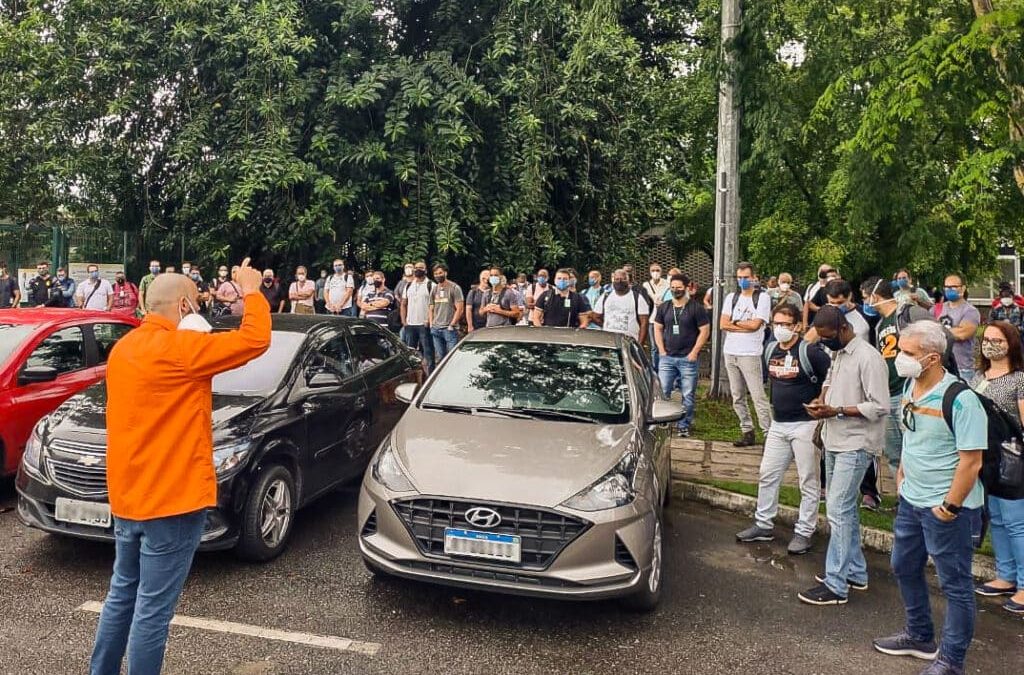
xmin=397 ymin=559 xmax=584 ymax=588
xmin=46 ymin=439 xmax=108 ymax=498
xmin=391 ymin=497 xmax=590 ymax=570
xmin=361 ymin=510 xmax=378 ymax=537
xmin=615 ymin=536 xmax=637 ymax=571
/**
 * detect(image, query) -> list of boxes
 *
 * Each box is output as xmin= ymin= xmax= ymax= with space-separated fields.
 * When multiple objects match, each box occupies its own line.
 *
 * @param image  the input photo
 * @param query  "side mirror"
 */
xmin=19 ymin=366 xmax=59 ymax=386
xmin=648 ymin=399 xmax=684 ymax=425
xmin=395 ymin=382 xmax=418 ymax=404
xmin=307 ymin=371 xmax=343 ymax=388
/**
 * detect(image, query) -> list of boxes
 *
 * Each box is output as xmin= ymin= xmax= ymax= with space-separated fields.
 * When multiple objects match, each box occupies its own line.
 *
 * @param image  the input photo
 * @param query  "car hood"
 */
xmin=44 ymin=383 xmax=263 ymax=447
xmin=393 ymin=406 xmax=636 ymax=508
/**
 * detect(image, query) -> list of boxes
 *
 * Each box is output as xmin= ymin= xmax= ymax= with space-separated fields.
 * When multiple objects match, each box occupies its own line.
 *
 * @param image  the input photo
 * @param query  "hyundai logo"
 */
xmin=464 ymin=507 xmax=501 ymax=529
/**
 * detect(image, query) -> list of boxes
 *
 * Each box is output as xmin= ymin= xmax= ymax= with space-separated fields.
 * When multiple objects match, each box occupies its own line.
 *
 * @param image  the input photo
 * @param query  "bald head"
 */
xmin=146 ymin=273 xmax=198 ymax=324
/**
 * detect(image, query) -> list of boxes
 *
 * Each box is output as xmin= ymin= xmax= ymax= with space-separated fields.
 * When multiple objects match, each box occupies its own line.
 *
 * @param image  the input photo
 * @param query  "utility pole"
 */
xmin=708 ymin=0 xmax=742 ymax=399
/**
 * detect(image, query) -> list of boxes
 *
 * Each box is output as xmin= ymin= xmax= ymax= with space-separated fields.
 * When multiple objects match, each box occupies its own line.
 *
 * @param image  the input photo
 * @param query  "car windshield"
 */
xmin=421 ymin=341 xmax=630 ymax=424
xmin=212 ymin=332 xmax=306 ymax=396
xmin=0 ymin=323 xmax=36 ymax=368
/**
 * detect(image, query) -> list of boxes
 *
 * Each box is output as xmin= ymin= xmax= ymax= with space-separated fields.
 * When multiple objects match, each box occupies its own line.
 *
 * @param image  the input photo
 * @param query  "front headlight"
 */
xmin=561 ymin=451 xmax=640 ymax=511
xmin=22 ymin=420 xmax=45 ymax=474
xmin=213 ymin=440 xmax=254 ymax=479
xmin=372 ymin=438 xmax=414 ymax=492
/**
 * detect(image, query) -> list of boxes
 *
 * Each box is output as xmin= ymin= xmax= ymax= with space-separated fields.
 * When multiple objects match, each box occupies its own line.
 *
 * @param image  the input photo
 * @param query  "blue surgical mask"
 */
xmin=334 ymin=265 xmax=344 ymax=273
xmin=834 ymin=304 xmax=851 ymax=315
xmin=896 ymin=278 xmax=910 ymax=289
xmin=862 ymin=302 xmax=879 ymax=318
xmin=556 ymin=279 xmax=570 ymax=291
xmin=737 ymin=278 xmax=752 ymax=291
xmin=489 ymin=275 xmax=501 ymax=287
xmin=536 ymin=276 xmax=548 ymax=286
xmin=944 ymin=288 xmax=961 ymax=302
xmin=90 ymin=271 xmax=100 ymax=280
xmin=150 ymin=266 xmax=160 ymax=275
xmin=588 ymin=278 xmax=598 ymax=287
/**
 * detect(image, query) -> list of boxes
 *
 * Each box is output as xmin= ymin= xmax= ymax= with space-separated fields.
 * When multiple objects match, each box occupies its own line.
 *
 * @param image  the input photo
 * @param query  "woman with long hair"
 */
xmin=972 ymin=320 xmax=1024 ymax=614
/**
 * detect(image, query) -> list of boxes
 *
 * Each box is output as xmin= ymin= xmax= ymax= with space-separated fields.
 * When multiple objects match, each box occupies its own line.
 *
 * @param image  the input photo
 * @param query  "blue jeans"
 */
xmin=403 ymin=324 xmax=435 ymax=372
xmin=91 ymin=511 xmax=206 ymax=675
xmin=883 ymin=393 xmax=903 ymax=471
xmin=892 ymin=497 xmax=977 ymax=668
xmin=823 ymin=449 xmax=871 ymax=597
xmin=648 ymin=325 xmax=660 ymax=372
xmin=658 ymin=356 xmax=698 ymax=430
xmin=990 ymin=495 xmax=1024 ymax=588
xmin=431 ymin=326 xmax=459 ymax=364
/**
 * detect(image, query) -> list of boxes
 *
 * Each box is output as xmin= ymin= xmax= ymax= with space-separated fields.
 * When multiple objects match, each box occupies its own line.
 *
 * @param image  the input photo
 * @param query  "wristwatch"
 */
xmin=941 ymin=500 xmax=962 ymax=516
xmin=834 ymin=408 xmax=846 ymax=420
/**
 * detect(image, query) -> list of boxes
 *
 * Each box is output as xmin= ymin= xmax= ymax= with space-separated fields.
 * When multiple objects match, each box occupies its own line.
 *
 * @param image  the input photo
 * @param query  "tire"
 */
xmin=621 ymin=513 xmax=664 ymax=613
xmin=235 ymin=464 xmax=296 ymax=562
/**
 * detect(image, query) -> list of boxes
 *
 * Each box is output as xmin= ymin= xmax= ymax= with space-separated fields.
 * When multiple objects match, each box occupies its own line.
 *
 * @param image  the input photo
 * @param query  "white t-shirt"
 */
xmin=721 ymin=291 xmax=771 ymax=356
xmin=324 ymin=274 xmax=354 ymax=309
xmin=595 ymin=291 xmax=650 ymax=341
xmin=77 ymin=278 xmax=113 ymax=310
xmin=404 ymin=280 xmax=431 ymax=326
xmin=846 ymin=308 xmax=870 ymax=342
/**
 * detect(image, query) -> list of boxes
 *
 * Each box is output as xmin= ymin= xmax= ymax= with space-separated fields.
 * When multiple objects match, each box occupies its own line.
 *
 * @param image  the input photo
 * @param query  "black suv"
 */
xmin=16 ymin=315 xmax=422 ymax=561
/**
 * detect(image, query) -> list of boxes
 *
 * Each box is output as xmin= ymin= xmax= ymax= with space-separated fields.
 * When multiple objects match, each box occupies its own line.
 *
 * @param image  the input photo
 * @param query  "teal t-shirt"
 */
xmin=899 ymin=373 xmax=987 ymax=509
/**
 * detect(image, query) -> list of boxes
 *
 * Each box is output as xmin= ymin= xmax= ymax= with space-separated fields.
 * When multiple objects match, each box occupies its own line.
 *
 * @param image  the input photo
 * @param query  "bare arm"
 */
xmin=949 ymin=321 xmax=978 ymax=341
xmin=653 ymin=321 xmax=667 ymax=355
xmin=943 ymin=450 xmax=983 ymax=506
xmin=690 ymin=324 xmax=711 ymax=361
xmin=453 ymin=300 xmax=465 ymax=326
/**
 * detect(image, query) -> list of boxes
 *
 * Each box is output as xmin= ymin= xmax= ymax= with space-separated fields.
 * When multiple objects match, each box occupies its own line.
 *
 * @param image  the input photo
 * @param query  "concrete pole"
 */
xmin=708 ymin=0 xmax=742 ymax=399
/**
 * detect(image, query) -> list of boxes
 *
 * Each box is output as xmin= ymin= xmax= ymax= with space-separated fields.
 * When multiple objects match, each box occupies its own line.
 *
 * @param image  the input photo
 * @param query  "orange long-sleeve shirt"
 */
xmin=105 ymin=292 xmax=271 ymax=520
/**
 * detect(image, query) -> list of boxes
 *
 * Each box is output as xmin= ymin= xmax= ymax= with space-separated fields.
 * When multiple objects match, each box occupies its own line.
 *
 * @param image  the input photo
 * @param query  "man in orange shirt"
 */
xmin=91 ymin=258 xmax=270 ymax=675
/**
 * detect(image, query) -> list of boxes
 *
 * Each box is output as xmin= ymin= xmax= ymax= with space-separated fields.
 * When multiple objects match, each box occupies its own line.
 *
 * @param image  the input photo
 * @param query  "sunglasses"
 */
xmin=901 ymin=401 xmax=917 ymax=432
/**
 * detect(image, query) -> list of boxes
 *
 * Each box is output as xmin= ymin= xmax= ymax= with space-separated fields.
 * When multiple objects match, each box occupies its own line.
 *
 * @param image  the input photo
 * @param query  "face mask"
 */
xmin=773 ymin=326 xmax=796 ymax=343
xmin=944 ymin=288 xmax=961 ymax=302
xmin=613 ymin=281 xmax=629 ymax=294
xmin=182 ymin=267 xmax=191 ymax=275
xmin=489 ymin=275 xmax=501 ymax=287
xmin=435 ymin=274 xmax=446 ymax=283
xmin=150 ymin=266 xmax=160 ymax=275
xmin=588 ymin=278 xmax=599 ymax=287
xmin=116 ymin=276 xmax=125 ymax=284
xmin=89 ymin=271 xmax=100 ymax=280
xmin=895 ymin=352 xmax=928 ymax=380
xmin=862 ymin=302 xmax=879 ymax=318
xmin=982 ymin=341 xmax=1009 ymax=360
xmin=263 ymin=277 xmax=273 ymax=286
xmin=650 ymin=271 xmax=661 ymax=281
xmin=555 ymin=279 xmax=570 ymax=291
xmin=374 ymin=280 xmax=383 ymax=288
xmin=536 ymin=276 xmax=548 ymax=286
xmin=404 ymin=266 xmax=414 ymax=276
xmin=297 ymin=274 xmax=307 ymax=282
xmin=671 ymin=289 xmax=687 ymax=299
xmin=1001 ymin=297 xmax=1014 ymax=307
xmin=737 ymin=278 xmax=752 ymax=291
xmin=178 ymin=298 xmax=212 ymax=333
xmin=57 ymin=273 xmax=66 ymax=280
xmin=333 ymin=265 xmax=344 ymax=273
xmin=820 ymin=335 xmax=845 ymax=352
xmin=413 ymin=269 xmax=426 ymax=278
xmin=830 ymin=303 xmax=850 ymax=315
xmin=779 ymin=282 xmax=791 ymax=292
xmin=219 ymin=270 xmax=228 ymax=278
xmin=819 ymin=271 xmax=831 ymax=281
xmin=896 ymin=278 xmax=910 ymax=289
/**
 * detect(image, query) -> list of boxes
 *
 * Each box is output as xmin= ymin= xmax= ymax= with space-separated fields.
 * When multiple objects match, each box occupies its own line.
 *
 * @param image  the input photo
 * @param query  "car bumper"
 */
xmin=357 ymin=474 xmax=658 ymax=601
xmin=15 ymin=466 xmax=241 ymax=551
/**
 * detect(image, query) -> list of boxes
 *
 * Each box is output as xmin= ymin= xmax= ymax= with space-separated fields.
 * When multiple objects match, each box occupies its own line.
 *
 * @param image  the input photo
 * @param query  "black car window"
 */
xmin=312 ymin=333 xmax=355 ymax=379
xmin=349 ymin=324 xmax=396 ymax=372
xmin=24 ymin=326 xmax=86 ymax=375
xmin=92 ymin=322 xmax=133 ymax=364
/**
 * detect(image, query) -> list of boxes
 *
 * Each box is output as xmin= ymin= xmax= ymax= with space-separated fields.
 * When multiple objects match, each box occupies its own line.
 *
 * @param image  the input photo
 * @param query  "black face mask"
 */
xmin=374 ymin=280 xmax=383 ymax=288
xmin=820 ymin=335 xmax=845 ymax=352
xmin=671 ymin=289 xmax=687 ymax=299
xmin=613 ymin=281 xmax=629 ymax=294
xmin=434 ymin=275 xmax=446 ymax=283
xmin=263 ymin=278 xmax=273 ymax=286
xmin=414 ymin=269 xmax=426 ymax=278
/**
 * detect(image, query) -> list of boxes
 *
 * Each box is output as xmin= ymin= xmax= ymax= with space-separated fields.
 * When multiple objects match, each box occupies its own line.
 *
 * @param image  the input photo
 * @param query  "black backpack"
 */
xmin=942 ymin=381 xmax=1024 ymax=500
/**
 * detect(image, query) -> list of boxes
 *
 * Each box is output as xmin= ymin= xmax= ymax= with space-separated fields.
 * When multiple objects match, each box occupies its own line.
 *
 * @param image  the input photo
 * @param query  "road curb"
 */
xmin=675 ymin=479 xmax=999 ymax=581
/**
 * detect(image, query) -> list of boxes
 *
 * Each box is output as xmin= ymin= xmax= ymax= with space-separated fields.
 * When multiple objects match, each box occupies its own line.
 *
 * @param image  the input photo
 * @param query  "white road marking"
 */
xmin=77 ymin=601 xmax=381 ymax=656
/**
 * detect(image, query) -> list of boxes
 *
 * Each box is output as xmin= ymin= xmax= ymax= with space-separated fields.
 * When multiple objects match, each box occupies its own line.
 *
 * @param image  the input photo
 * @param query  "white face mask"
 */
xmin=773 ymin=326 xmax=796 ymax=344
xmin=178 ymin=299 xmax=212 ymax=333
xmin=1001 ymin=297 xmax=1014 ymax=307
xmin=650 ymin=271 xmax=661 ymax=281
xmin=297 ymin=274 xmax=306 ymax=282
xmin=894 ymin=352 xmax=927 ymax=380
xmin=779 ymin=282 xmax=791 ymax=292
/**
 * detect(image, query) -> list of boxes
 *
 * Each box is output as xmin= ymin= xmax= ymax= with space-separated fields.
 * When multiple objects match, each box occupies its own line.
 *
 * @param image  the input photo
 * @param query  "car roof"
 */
xmin=211 ymin=313 xmax=368 ymax=334
xmin=462 ymin=326 xmax=627 ymax=348
xmin=0 ymin=308 xmax=138 ymax=327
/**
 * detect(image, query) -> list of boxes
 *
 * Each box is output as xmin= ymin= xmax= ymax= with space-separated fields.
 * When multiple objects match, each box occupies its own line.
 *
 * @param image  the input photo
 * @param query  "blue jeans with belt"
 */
xmin=891 ymin=497 xmax=978 ymax=668
xmin=91 ymin=510 xmax=206 ymax=675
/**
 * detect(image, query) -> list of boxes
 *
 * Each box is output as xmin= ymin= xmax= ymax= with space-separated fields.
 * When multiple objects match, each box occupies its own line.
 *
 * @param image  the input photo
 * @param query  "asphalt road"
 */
xmin=0 ymin=478 xmax=1021 ymax=675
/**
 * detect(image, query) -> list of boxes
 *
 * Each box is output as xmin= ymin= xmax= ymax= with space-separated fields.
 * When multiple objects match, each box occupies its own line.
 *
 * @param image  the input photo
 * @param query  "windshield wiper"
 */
xmin=504 ymin=407 xmax=598 ymax=424
xmin=421 ymin=402 xmax=535 ymax=419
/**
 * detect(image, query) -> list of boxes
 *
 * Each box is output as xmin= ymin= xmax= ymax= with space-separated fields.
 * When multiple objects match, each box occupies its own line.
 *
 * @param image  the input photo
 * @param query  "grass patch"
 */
xmin=692 ymin=383 xmax=766 ymax=444
xmin=698 ymin=478 xmax=994 ymax=557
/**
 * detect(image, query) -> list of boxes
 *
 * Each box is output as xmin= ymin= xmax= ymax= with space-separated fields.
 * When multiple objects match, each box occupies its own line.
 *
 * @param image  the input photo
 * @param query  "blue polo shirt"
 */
xmin=899 ymin=373 xmax=987 ymax=509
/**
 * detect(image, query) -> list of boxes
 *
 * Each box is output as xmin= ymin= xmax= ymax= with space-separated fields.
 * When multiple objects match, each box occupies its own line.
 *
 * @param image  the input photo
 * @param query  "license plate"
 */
xmin=444 ymin=528 xmax=521 ymax=563
xmin=54 ymin=497 xmax=111 ymax=528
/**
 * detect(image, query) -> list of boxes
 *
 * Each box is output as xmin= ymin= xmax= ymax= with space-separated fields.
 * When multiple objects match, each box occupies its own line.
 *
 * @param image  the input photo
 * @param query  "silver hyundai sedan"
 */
xmin=357 ymin=327 xmax=683 ymax=611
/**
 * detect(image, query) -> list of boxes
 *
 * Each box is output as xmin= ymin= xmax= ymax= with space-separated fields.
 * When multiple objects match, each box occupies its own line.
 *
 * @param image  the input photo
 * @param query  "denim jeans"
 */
xmin=883 ymin=393 xmax=904 ymax=472
xmin=723 ymin=354 xmax=772 ymax=434
xmin=648 ymin=324 xmax=660 ymax=372
xmin=403 ymin=324 xmax=435 ymax=372
xmin=91 ymin=510 xmax=206 ymax=675
xmin=823 ymin=449 xmax=871 ymax=597
xmin=430 ymin=326 xmax=460 ymax=365
xmin=989 ymin=495 xmax=1024 ymax=588
xmin=658 ymin=356 xmax=698 ymax=431
xmin=891 ymin=497 xmax=977 ymax=668
xmin=755 ymin=421 xmax=820 ymax=537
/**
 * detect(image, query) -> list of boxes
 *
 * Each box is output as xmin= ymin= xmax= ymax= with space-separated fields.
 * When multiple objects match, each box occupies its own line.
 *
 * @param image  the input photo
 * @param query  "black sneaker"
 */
xmin=732 ymin=431 xmax=756 ymax=447
xmin=815 ymin=573 xmax=868 ymax=591
xmin=798 ymin=583 xmax=847 ymax=606
xmin=872 ymin=630 xmax=939 ymax=660
xmin=974 ymin=581 xmax=1017 ymax=597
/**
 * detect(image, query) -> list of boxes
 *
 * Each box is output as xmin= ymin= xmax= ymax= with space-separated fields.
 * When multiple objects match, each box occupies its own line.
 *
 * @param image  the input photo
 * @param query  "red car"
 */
xmin=0 ymin=309 xmax=138 ymax=476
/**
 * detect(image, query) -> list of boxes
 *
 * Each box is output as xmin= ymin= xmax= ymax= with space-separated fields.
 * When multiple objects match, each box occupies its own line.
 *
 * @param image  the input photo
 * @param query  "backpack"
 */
xmin=763 ymin=340 xmax=821 ymax=384
xmin=597 ymin=288 xmax=646 ymax=324
xmin=941 ymin=381 xmax=1024 ymax=500
xmin=896 ymin=304 xmax=960 ymax=378
xmin=729 ymin=290 xmax=771 ymax=341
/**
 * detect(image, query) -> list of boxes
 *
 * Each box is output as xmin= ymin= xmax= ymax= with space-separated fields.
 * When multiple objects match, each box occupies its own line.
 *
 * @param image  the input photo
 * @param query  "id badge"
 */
xmin=564 ymin=298 xmax=571 ymax=308
xmin=672 ymin=325 xmax=680 ymax=335
xmin=784 ymin=354 xmax=793 ymax=369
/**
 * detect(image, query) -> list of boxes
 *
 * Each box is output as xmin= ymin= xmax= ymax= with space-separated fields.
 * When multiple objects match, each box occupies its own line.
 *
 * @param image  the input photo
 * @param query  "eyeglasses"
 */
xmin=902 ymin=400 xmax=916 ymax=432
xmin=982 ymin=337 xmax=1008 ymax=346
